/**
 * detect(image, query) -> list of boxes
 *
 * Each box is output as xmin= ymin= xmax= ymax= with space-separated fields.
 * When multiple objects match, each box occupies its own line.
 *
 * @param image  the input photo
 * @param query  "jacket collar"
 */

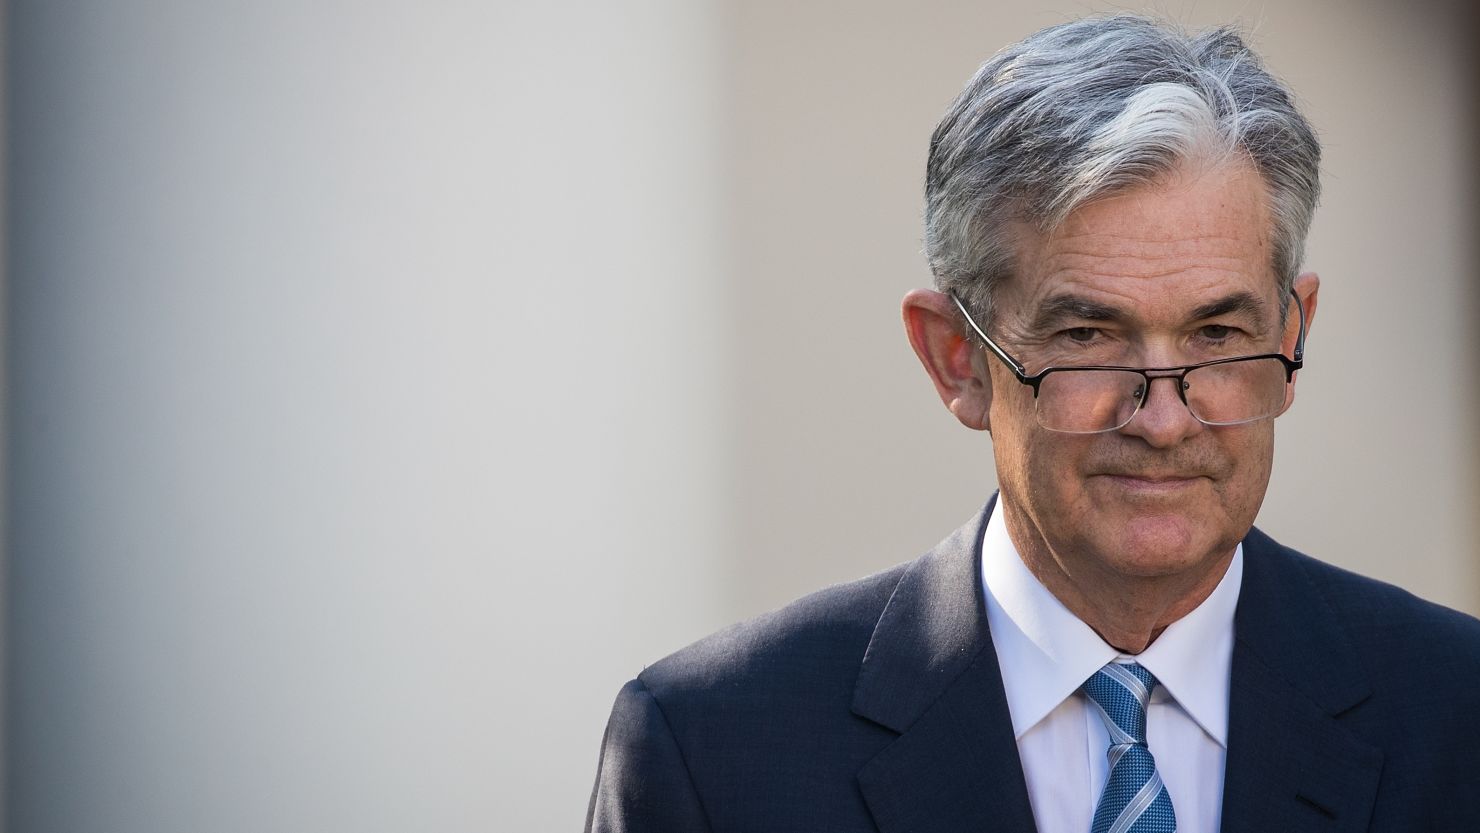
xmin=1220 ymin=527 xmax=1382 ymax=832
xmin=851 ymin=495 xmax=1040 ymax=833
xmin=850 ymin=497 xmax=1383 ymax=833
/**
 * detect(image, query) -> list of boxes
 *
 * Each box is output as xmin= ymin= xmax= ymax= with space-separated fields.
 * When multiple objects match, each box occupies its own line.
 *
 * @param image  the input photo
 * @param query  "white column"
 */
xmin=6 ymin=2 xmax=731 ymax=830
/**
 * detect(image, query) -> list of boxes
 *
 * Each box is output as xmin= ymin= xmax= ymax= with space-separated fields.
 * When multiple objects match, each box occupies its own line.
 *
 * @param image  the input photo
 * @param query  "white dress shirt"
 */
xmin=980 ymin=500 xmax=1242 ymax=833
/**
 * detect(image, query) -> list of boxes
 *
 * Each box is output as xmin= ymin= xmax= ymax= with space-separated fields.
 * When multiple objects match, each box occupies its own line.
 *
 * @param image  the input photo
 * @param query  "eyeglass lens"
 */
xmin=1034 ymin=357 xmax=1291 ymax=433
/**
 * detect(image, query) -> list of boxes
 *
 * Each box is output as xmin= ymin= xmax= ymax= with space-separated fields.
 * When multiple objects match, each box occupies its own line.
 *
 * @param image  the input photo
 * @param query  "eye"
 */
xmin=1198 ymin=324 xmax=1237 ymax=341
xmin=1064 ymin=327 xmax=1100 ymax=343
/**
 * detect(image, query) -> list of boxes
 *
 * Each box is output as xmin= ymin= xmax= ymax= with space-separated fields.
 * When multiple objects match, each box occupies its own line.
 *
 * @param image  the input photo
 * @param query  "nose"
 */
xmin=1119 ymin=374 xmax=1202 ymax=447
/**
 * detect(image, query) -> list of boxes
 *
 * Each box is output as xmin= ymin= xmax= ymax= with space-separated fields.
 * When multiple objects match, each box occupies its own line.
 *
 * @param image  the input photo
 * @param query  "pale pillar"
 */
xmin=6 ymin=2 xmax=731 ymax=831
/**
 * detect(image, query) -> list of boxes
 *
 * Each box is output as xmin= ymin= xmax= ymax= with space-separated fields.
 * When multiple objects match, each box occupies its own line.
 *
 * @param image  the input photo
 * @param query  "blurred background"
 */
xmin=3 ymin=0 xmax=1476 ymax=830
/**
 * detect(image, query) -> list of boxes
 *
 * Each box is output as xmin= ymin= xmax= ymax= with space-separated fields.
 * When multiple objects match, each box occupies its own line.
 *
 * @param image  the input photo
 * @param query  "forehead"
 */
xmin=1002 ymin=163 xmax=1276 ymax=321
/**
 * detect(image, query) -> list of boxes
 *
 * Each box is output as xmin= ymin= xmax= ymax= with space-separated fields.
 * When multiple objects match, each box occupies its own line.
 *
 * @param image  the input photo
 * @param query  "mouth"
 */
xmin=1096 ymin=473 xmax=1206 ymax=494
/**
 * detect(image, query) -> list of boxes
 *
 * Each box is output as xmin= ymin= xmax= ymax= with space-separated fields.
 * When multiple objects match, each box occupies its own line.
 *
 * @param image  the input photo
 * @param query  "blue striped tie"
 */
xmin=1082 ymin=662 xmax=1178 ymax=833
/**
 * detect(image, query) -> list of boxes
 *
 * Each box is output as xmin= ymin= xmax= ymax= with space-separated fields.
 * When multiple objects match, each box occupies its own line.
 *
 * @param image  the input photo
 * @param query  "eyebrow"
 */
xmin=1189 ymin=291 xmax=1270 ymax=330
xmin=1029 ymin=295 xmax=1126 ymax=332
xmin=1029 ymin=290 xmax=1271 ymax=333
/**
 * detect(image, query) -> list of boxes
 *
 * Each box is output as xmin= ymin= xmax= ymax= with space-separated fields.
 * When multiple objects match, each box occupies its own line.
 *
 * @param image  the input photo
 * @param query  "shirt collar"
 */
xmin=981 ymin=498 xmax=1241 ymax=747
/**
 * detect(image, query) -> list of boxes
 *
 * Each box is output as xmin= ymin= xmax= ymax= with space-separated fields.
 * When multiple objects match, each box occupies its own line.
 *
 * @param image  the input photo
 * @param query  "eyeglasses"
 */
xmin=948 ymin=292 xmax=1306 ymax=434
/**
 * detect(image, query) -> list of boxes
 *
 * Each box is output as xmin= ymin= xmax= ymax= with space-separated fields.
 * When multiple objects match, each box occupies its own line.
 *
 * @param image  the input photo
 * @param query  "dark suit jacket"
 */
xmin=587 ymin=498 xmax=1480 ymax=832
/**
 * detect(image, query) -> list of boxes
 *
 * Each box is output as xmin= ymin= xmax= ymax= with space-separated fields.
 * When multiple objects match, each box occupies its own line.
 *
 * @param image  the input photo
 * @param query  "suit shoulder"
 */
xmin=1288 ymin=545 xmax=1480 ymax=634
xmin=592 ymin=562 xmax=920 ymax=829
xmin=635 ymin=561 xmax=911 ymax=705
xmin=1264 ymin=534 xmax=1480 ymax=659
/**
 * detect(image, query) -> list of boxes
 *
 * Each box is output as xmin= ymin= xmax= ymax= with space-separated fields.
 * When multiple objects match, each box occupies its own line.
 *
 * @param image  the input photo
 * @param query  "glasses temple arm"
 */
xmin=1290 ymin=292 xmax=1306 ymax=364
xmin=948 ymin=293 xmax=1028 ymax=377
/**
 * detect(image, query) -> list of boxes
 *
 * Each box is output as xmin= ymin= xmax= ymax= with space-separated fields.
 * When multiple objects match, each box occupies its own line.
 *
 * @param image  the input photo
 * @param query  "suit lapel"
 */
xmin=1220 ymin=528 xmax=1383 ymax=833
xmin=849 ymin=506 xmax=1386 ymax=833
xmin=851 ymin=497 xmax=1039 ymax=833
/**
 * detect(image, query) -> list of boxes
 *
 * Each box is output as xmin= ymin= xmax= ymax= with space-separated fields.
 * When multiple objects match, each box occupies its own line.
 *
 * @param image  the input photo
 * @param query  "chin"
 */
xmin=1100 ymin=511 xmax=1216 ymax=577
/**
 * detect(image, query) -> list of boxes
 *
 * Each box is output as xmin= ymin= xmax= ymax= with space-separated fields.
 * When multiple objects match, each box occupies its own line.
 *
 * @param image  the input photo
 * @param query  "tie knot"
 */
xmin=1082 ymin=661 xmax=1158 ymax=745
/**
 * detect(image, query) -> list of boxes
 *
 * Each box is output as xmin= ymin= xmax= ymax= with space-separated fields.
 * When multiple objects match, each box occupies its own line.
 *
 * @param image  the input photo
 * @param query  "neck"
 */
xmin=1001 ymin=502 xmax=1236 ymax=654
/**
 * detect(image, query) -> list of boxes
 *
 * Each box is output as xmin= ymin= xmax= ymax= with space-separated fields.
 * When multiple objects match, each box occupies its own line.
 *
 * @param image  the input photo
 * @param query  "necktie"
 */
xmin=1081 ymin=662 xmax=1177 ymax=833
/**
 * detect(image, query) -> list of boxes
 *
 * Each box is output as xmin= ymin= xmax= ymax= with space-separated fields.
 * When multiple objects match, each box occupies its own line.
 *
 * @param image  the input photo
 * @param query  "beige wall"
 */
xmin=3 ymin=2 xmax=1474 ymax=832
xmin=726 ymin=0 xmax=1480 ymax=617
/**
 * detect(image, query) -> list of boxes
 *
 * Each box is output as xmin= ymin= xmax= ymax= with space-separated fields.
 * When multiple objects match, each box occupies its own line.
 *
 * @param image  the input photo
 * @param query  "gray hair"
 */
xmin=925 ymin=15 xmax=1320 ymax=323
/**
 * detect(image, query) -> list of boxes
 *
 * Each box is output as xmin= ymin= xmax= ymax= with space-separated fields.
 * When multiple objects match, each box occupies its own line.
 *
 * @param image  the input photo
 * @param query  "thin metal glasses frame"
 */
xmin=947 ymin=291 xmax=1307 ymax=431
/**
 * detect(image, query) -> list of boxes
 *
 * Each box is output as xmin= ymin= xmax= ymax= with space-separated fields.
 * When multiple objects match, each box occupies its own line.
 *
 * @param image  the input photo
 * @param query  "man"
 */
xmin=587 ymin=15 xmax=1480 ymax=833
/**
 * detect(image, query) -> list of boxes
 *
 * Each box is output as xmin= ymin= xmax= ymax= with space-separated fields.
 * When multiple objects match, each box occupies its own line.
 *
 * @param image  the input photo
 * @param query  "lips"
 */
xmin=1088 ymin=453 xmax=1226 ymax=485
xmin=1097 ymin=473 xmax=1206 ymax=493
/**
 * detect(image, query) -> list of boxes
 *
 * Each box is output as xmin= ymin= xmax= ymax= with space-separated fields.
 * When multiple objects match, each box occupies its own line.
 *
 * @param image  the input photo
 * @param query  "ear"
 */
xmin=1280 ymin=271 xmax=1320 ymax=409
xmin=1283 ymin=271 xmax=1319 ymax=354
xmin=902 ymin=289 xmax=994 ymax=431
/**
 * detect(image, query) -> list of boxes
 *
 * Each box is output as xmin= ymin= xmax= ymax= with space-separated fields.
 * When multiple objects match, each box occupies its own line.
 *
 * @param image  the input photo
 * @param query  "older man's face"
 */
xmin=986 ymin=163 xmax=1306 ymax=582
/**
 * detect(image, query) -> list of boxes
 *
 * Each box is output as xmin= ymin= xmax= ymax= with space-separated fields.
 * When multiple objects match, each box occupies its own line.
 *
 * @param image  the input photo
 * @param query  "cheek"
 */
xmin=1216 ymin=427 xmax=1277 ymax=511
xmin=988 ymin=391 xmax=1045 ymax=487
xmin=989 ymin=373 xmax=1050 ymax=440
xmin=1002 ymin=425 xmax=1093 ymax=513
xmin=1221 ymin=419 xmax=1273 ymax=471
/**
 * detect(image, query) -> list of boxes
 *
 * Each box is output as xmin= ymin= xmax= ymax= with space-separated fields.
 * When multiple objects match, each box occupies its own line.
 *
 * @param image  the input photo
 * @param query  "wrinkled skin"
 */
xmin=904 ymin=162 xmax=1319 ymax=651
